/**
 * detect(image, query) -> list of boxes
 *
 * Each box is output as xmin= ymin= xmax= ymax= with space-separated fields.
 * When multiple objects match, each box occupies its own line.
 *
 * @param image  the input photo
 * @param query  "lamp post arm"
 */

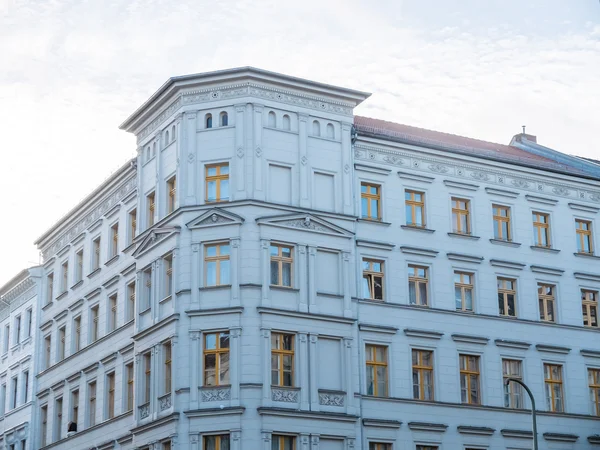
xmin=506 ymin=377 xmax=538 ymax=450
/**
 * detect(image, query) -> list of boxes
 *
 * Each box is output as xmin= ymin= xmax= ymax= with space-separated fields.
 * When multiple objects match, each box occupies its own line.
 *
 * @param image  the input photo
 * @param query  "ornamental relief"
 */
xmin=354 ymin=144 xmax=600 ymax=204
xmin=271 ymin=387 xmax=299 ymax=402
xmin=201 ymin=387 xmax=231 ymax=402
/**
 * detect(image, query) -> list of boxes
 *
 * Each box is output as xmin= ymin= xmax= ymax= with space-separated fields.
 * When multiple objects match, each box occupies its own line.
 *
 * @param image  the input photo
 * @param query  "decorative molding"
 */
xmin=358 ymin=323 xmax=398 ymax=334
xmin=484 ymin=187 xmax=519 ymax=198
xmin=447 ymin=232 xmax=481 ymax=240
xmin=451 ymin=334 xmax=489 ymax=345
xmin=489 ymin=238 xmax=522 ymax=248
xmin=132 ymin=226 xmax=181 ymax=258
xmin=318 ymin=390 xmax=345 ymax=407
xmin=184 ymin=406 xmax=245 ymax=418
xmin=138 ymin=402 xmax=150 ymax=420
xmin=101 ymin=352 xmax=118 ymax=366
xmin=85 ymin=287 xmax=102 ymax=300
xmin=536 ymin=344 xmax=570 ymax=354
xmin=257 ymin=407 xmax=358 ymax=422
xmin=271 ymin=387 xmax=300 ymax=403
xmin=530 ymin=265 xmax=564 ymax=276
xmin=501 ymin=429 xmax=533 ymax=439
xmin=82 ymin=362 xmax=99 ymax=374
xmin=400 ymin=246 xmax=439 ymax=258
xmin=446 ymin=253 xmax=484 ymax=264
xmin=53 ymin=309 xmax=68 ymax=322
xmin=407 ymin=422 xmax=448 ymax=433
xmin=362 ymin=418 xmax=402 ymax=429
xmin=185 ymin=306 xmax=244 ymax=317
xmin=530 ymin=245 xmax=560 ymax=254
xmin=397 ymin=171 xmax=434 ymax=183
xmin=588 ymin=435 xmax=600 ymax=445
xmin=543 ymin=433 xmax=578 ymax=443
xmin=356 ymin=239 xmax=395 ymax=251
xmin=257 ymin=307 xmax=356 ymax=324
xmin=354 ymin=163 xmax=392 ymax=175
xmin=574 ymin=252 xmax=600 ymax=260
xmin=68 ymin=298 xmax=84 ymax=312
xmin=443 ymin=180 xmax=479 ymax=191
xmin=525 ymin=194 xmax=558 ymax=205
xmin=494 ymin=339 xmax=531 ymax=350
xmin=102 ymin=275 xmax=120 ymax=289
xmin=489 ymin=259 xmax=526 ymax=270
xmin=0 ymin=277 xmax=35 ymax=304
xmin=200 ymin=386 xmax=231 ymax=402
xmin=401 ymin=225 xmax=435 ymax=234
xmin=457 ymin=426 xmax=495 ymax=436
xmin=404 ymin=328 xmax=443 ymax=340
xmin=186 ymin=208 xmax=245 ymax=230
xmin=569 ymin=202 xmax=600 ymax=213
xmin=581 ymin=349 xmax=600 ymax=358
xmin=256 ymin=213 xmax=353 ymax=238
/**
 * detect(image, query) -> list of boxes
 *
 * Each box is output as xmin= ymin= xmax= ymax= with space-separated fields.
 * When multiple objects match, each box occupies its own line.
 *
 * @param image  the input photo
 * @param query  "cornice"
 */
xmin=258 ymin=307 xmax=355 ymax=325
xmin=354 ymin=163 xmax=392 ymax=176
xmin=407 ymin=422 xmax=448 ymax=433
xmin=257 ymin=407 xmax=358 ymax=422
xmin=451 ymin=334 xmax=489 ymax=346
xmin=356 ymin=239 xmax=395 ymax=251
xmin=397 ymin=171 xmax=434 ymax=183
xmin=536 ymin=344 xmax=570 ymax=355
xmin=495 ymin=339 xmax=531 ymax=350
xmin=400 ymin=246 xmax=439 ymax=258
xmin=443 ymin=179 xmax=479 ymax=191
xmin=358 ymin=323 xmax=398 ymax=334
xmin=489 ymin=259 xmax=525 ymax=270
xmin=132 ymin=313 xmax=179 ymax=341
xmin=574 ymin=271 xmax=600 ymax=282
xmin=569 ymin=202 xmax=600 ymax=213
xmin=362 ymin=418 xmax=402 ymax=428
xmin=457 ymin=425 xmax=495 ymax=436
xmin=485 ymin=187 xmax=519 ymax=198
xmin=525 ymin=194 xmax=558 ymax=205
xmin=530 ymin=265 xmax=564 ymax=276
xmin=446 ymin=252 xmax=484 ymax=264
xmin=404 ymin=328 xmax=443 ymax=340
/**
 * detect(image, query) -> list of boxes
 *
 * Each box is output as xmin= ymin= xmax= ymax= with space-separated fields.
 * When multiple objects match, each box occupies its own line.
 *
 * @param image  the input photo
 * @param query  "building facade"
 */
xmin=16 ymin=67 xmax=600 ymax=449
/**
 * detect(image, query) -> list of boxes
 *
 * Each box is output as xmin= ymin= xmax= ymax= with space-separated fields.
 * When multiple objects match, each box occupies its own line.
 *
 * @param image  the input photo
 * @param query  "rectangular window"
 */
xmin=362 ymin=259 xmax=384 ymax=300
xmin=61 ymin=261 xmax=69 ymax=292
xmin=502 ymin=359 xmax=523 ymax=408
xmin=126 ymin=362 xmax=134 ymax=411
xmin=163 ymin=342 xmax=172 ymax=394
xmin=167 ymin=176 xmax=176 ymax=213
xmin=454 ymin=271 xmax=474 ymax=312
xmin=582 ymin=290 xmax=598 ymax=327
xmin=405 ymin=190 xmax=425 ymax=227
xmin=589 ymin=368 xmax=600 ymax=416
xmin=88 ymin=381 xmax=96 ymax=426
xmin=47 ymin=273 xmax=54 ymax=304
xmin=412 ymin=349 xmax=433 ymax=400
xmin=544 ymin=363 xmax=564 ymax=412
xmin=23 ymin=370 xmax=29 ymax=403
xmin=366 ymin=344 xmax=388 ymax=397
xmin=10 ymin=376 xmax=17 ymax=409
xmin=58 ymin=326 xmax=66 ymax=361
xmin=205 ymin=163 xmax=229 ymax=203
xmin=416 ymin=446 xmax=438 ymax=450
xmin=3 ymin=324 xmax=8 ymax=353
xmin=54 ymin=397 xmax=63 ymax=441
xmin=205 ymin=243 xmax=231 ymax=286
xmin=163 ymin=254 xmax=173 ymax=298
xmin=408 ymin=265 xmax=429 ymax=306
xmin=532 ymin=212 xmax=550 ymax=247
xmin=272 ymin=435 xmax=295 ymax=450
xmin=41 ymin=405 xmax=48 ymax=446
xmin=203 ymin=434 xmax=230 ymax=450
xmin=361 ymin=182 xmax=381 ymax=220
xmin=106 ymin=372 xmax=115 ymax=419
xmin=369 ymin=444 xmax=392 ymax=450
xmin=163 ymin=442 xmax=172 ymax=450
xmin=271 ymin=333 xmax=294 ymax=387
xmin=204 ymin=332 xmax=230 ymax=386
xmin=44 ymin=335 xmax=52 ymax=369
xmin=108 ymin=294 xmax=117 ymax=332
xmin=143 ymin=268 xmax=152 ymax=310
xmin=451 ymin=197 xmax=471 ymax=234
xmin=270 ymin=244 xmax=293 ymax=287
xmin=129 ymin=208 xmax=137 ymax=244
xmin=71 ymin=389 xmax=79 ymax=424
xmin=143 ymin=352 xmax=151 ymax=403
xmin=127 ymin=281 xmax=136 ymax=321
xmin=26 ymin=308 xmax=32 ymax=338
xmin=15 ymin=315 xmax=21 ymax=344
xmin=73 ymin=316 xmax=81 ymax=352
xmin=459 ymin=354 xmax=480 ymax=405
xmin=538 ymin=283 xmax=556 ymax=322
xmin=493 ymin=204 xmax=511 ymax=240
xmin=110 ymin=223 xmax=119 ymax=257
xmin=75 ymin=249 xmax=84 ymax=283
xmin=92 ymin=237 xmax=101 ymax=270
xmin=147 ymin=191 xmax=155 ymax=227
xmin=498 ymin=278 xmax=517 ymax=317
xmin=90 ymin=305 xmax=99 ymax=342
xmin=576 ymin=219 xmax=593 ymax=254
xmin=0 ymin=384 xmax=5 ymax=415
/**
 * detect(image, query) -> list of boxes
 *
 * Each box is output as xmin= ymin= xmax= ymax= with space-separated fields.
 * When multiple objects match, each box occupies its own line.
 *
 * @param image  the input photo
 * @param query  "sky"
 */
xmin=0 ymin=0 xmax=599 ymax=286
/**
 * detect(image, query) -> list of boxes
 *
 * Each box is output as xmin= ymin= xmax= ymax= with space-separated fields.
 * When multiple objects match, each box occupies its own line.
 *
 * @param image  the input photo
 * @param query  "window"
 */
xmin=272 ymin=435 xmax=295 ymax=450
xmin=108 ymin=294 xmax=117 ymax=331
xmin=164 ymin=254 xmax=173 ymax=298
xmin=454 ymin=272 xmax=474 ymax=312
xmin=165 ymin=130 xmax=169 ymax=143
xmin=26 ymin=308 xmax=32 ymax=338
xmin=326 ymin=122 xmax=335 ymax=139
xmin=166 ymin=176 xmax=176 ymax=214
xmin=58 ymin=326 xmax=66 ymax=361
xmin=75 ymin=249 xmax=83 ymax=283
xmin=88 ymin=381 xmax=96 ymax=426
xmin=47 ymin=273 xmax=54 ymax=303
xmin=583 ymin=290 xmax=598 ymax=327
xmin=369 ymin=444 xmax=391 ymax=450
xmin=44 ymin=335 xmax=51 ymax=369
xmin=90 ymin=305 xmax=99 ymax=342
xmin=205 ymin=163 xmax=229 ymax=202
xmin=270 ymin=244 xmax=293 ymax=287
xmin=73 ymin=316 xmax=81 ymax=352
xmin=127 ymin=281 xmax=136 ymax=321
xmin=405 ymin=190 xmax=425 ymax=227
xmin=408 ymin=265 xmax=429 ymax=306
xmin=268 ymin=111 xmax=276 ymax=127
xmin=492 ymin=204 xmax=511 ymax=240
xmin=204 ymin=332 xmax=230 ymax=386
xmin=360 ymin=182 xmax=381 ymax=220
xmin=163 ymin=342 xmax=172 ymax=394
xmin=271 ymin=333 xmax=294 ymax=387
xmin=106 ymin=372 xmax=115 ymax=419
xmin=312 ymin=120 xmax=320 ymax=136
xmin=502 ymin=359 xmax=523 ymax=408
xmin=110 ymin=223 xmax=119 ymax=257
xmin=362 ymin=259 xmax=384 ymax=300
xmin=41 ymin=405 xmax=48 ymax=446
xmin=126 ymin=362 xmax=134 ymax=411
xmin=576 ymin=219 xmax=593 ymax=254
xmin=92 ymin=237 xmax=101 ymax=270
xmin=203 ymin=434 xmax=229 ymax=450
xmin=61 ymin=260 xmax=69 ymax=292
xmin=0 ymin=384 xmax=5 ymax=415
xmin=589 ymin=368 xmax=600 ymax=416
xmin=71 ymin=389 xmax=79 ymax=424
xmin=282 ymin=114 xmax=290 ymax=130
xmin=15 ymin=315 xmax=21 ymax=344
xmin=205 ymin=243 xmax=231 ymax=286
xmin=146 ymin=192 xmax=155 ymax=227
xmin=220 ymin=111 xmax=228 ymax=126
xmin=143 ymin=352 xmax=151 ymax=403
xmin=498 ymin=278 xmax=517 ymax=317
xmin=143 ymin=268 xmax=152 ymax=310
xmin=538 ymin=283 xmax=556 ymax=322
xmin=205 ymin=113 xmax=213 ymax=129
xmin=23 ymin=370 xmax=29 ymax=403
xmin=451 ymin=197 xmax=471 ymax=234
xmin=129 ymin=208 xmax=137 ymax=244
xmin=163 ymin=442 xmax=172 ymax=450
xmin=416 ymin=447 xmax=438 ymax=450
xmin=412 ymin=349 xmax=433 ymax=400
xmin=10 ymin=376 xmax=17 ymax=409
xmin=459 ymin=354 xmax=480 ymax=404
xmin=544 ymin=363 xmax=563 ymax=412
xmin=55 ymin=397 xmax=63 ymax=440
xmin=532 ymin=212 xmax=550 ymax=247
xmin=366 ymin=344 xmax=388 ymax=397
xmin=171 ymin=125 xmax=176 ymax=140
xmin=2 ymin=324 xmax=8 ymax=353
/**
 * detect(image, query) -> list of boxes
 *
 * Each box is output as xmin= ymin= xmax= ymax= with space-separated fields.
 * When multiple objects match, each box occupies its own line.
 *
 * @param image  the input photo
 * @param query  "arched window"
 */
xmin=146 ymin=147 xmax=150 ymax=160
xmin=282 ymin=115 xmax=291 ymax=131
xmin=326 ymin=123 xmax=335 ymax=139
xmin=268 ymin=111 xmax=276 ymax=128
xmin=220 ymin=112 xmax=228 ymax=127
xmin=312 ymin=120 xmax=320 ymax=136
xmin=205 ymin=113 xmax=213 ymax=129
xmin=171 ymin=125 xmax=176 ymax=140
xmin=152 ymin=142 xmax=156 ymax=157
xmin=165 ymin=130 xmax=169 ymax=144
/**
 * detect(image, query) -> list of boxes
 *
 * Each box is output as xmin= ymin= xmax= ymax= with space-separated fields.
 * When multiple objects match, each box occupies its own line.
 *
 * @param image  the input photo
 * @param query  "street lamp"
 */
xmin=505 ymin=377 xmax=538 ymax=450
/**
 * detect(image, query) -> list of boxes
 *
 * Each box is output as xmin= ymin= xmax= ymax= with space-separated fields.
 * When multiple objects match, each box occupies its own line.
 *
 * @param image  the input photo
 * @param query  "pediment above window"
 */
xmin=133 ymin=226 xmax=180 ymax=258
xmin=256 ymin=213 xmax=353 ymax=238
xmin=186 ymin=208 xmax=245 ymax=230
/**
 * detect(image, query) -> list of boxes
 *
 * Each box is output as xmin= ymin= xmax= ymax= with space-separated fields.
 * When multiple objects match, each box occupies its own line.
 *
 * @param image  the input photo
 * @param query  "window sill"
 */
xmin=530 ymin=245 xmax=560 ymax=254
xmin=56 ymin=291 xmax=68 ymax=301
xmin=316 ymin=291 xmax=344 ymax=299
xmin=159 ymin=295 xmax=172 ymax=304
xmin=199 ymin=284 xmax=232 ymax=291
xmin=358 ymin=218 xmax=391 ymax=226
xmin=105 ymin=255 xmax=120 ymax=267
xmin=87 ymin=268 xmax=101 ymax=279
xmin=401 ymin=225 xmax=435 ymax=234
xmin=139 ymin=307 xmax=152 ymax=315
xmin=574 ymin=252 xmax=600 ymax=260
xmin=270 ymin=285 xmax=300 ymax=292
xmin=489 ymin=239 xmax=521 ymax=248
xmin=42 ymin=301 xmax=54 ymax=311
xmin=70 ymin=280 xmax=84 ymax=291
xmin=448 ymin=232 xmax=480 ymax=240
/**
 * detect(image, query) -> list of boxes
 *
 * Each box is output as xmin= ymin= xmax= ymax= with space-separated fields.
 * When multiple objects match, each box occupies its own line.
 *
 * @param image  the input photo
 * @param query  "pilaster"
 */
xmin=298 ymin=332 xmax=309 ymax=410
xmin=154 ymin=132 xmax=162 ymax=221
xmin=307 ymin=246 xmax=317 ymax=313
xmin=231 ymin=430 xmax=241 ymax=450
xmin=231 ymin=238 xmax=240 ymax=307
xmin=342 ymin=252 xmax=352 ymax=318
xmin=234 ymin=104 xmax=246 ymax=200
xmin=191 ymin=244 xmax=200 ymax=309
xmin=261 ymin=328 xmax=271 ymax=405
xmin=298 ymin=245 xmax=308 ymax=312
xmin=230 ymin=328 xmax=241 ymax=404
xmin=253 ymin=104 xmax=264 ymax=200
xmin=300 ymin=434 xmax=310 ymax=450
xmin=341 ymin=122 xmax=353 ymax=215
xmin=343 ymin=338 xmax=354 ymax=414
xmin=311 ymin=435 xmax=319 ymax=450
xmin=260 ymin=240 xmax=270 ymax=307
xmin=184 ymin=112 xmax=197 ymax=205
xmin=190 ymin=331 xmax=200 ymax=409
xmin=309 ymin=334 xmax=319 ymax=411
xmin=299 ymin=114 xmax=309 ymax=208
xmin=262 ymin=432 xmax=272 ymax=450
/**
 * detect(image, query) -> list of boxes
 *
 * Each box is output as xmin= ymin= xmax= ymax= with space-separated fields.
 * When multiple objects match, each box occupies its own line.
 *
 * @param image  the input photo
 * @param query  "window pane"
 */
xmin=415 ymin=206 xmax=423 ymax=225
xmin=207 ymin=167 xmax=217 ymax=176
xmin=281 ymin=263 xmax=292 ymax=286
xmin=207 ymin=180 xmax=216 ymax=201
xmin=206 ymin=262 xmax=217 ymax=286
xmin=418 ymin=283 xmax=428 ymax=305
xmin=219 ymin=353 xmax=230 ymax=384
xmin=366 ymin=366 xmax=374 ymax=395
xmin=370 ymin=199 xmax=378 ymax=216
xmin=405 ymin=204 xmax=413 ymax=223
xmin=409 ymin=281 xmax=416 ymax=304
xmin=220 ymin=260 xmax=231 ymax=284
xmin=455 ymin=287 xmax=462 ymax=309
xmin=206 ymin=246 xmax=217 ymax=257
xmin=376 ymin=366 xmax=387 ymax=395
xmin=221 ymin=179 xmax=229 ymax=200
xmin=270 ymin=261 xmax=279 ymax=285
xmin=373 ymin=276 xmax=383 ymax=299
xmin=361 ymin=198 xmax=368 ymax=217
xmin=465 ymin=290 xmax=473 ymax=310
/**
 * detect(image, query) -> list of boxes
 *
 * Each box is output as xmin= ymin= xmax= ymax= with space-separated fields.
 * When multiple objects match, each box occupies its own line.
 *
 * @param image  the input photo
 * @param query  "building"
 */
xmin=25 ymin=67 xmax=600 ymax=449
xmin=0 ymin=267 xmax=43 ymax=450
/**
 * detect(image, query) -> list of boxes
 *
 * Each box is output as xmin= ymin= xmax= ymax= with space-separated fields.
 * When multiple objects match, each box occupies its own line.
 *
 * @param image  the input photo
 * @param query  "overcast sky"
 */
xmin=0 ymin=0 xmax=599 ymax=286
